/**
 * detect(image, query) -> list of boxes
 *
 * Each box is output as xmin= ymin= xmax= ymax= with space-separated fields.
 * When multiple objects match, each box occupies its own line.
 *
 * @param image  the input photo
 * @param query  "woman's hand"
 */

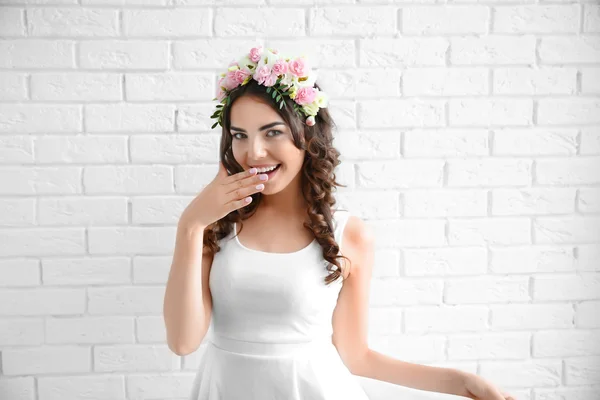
xmin=461 ymin=372 xmax=516 ymax=400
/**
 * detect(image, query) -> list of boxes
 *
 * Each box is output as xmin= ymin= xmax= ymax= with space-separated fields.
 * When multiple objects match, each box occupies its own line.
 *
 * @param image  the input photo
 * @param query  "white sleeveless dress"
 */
xmin=188 ymin=209 xmax=371 ymax=400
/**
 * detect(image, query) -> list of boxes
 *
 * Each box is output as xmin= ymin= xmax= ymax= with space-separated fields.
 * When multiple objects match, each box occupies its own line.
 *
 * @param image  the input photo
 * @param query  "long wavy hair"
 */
xmin=202 ymin=79 xmax=350 ymax=285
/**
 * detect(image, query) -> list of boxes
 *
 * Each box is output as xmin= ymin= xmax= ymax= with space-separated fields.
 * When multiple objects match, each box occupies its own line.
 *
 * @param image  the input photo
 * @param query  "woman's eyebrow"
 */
xmin=230 ymin=121 xmax=286 ymax=133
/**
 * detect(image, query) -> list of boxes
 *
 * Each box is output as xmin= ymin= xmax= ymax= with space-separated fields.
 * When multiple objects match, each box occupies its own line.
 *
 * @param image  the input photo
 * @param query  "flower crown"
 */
xmin=210 ymin=46 xmax=329 ymax=129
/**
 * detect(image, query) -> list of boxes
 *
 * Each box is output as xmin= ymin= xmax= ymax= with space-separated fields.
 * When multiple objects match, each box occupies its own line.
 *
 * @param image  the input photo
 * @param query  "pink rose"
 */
xmin=233 ymin=69 xmax=251 ymax=85
xmin=253 ymin=65 xmax=271 ymax=85
xmin=272 ymin=59 xmax=288 ymax=76
xmin=293 ymin=87 xmax=317 ymax=105
xmin=249 ymin=46 xmax=263 ymax=63
xmin=263 ymin=74 xmax=277 ymax=87
xmin=221 ymin=74 xmax=239 ymax=91
xmin=289 ymin=58 xmax=306 ymax=77
xmin=216 ymin=78 xmax=227 ymax=101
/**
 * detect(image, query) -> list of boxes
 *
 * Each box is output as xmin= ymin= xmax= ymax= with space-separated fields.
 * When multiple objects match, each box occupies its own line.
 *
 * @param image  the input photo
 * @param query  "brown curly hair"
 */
xmin=202 ymin=79 xmax=351 ymax=285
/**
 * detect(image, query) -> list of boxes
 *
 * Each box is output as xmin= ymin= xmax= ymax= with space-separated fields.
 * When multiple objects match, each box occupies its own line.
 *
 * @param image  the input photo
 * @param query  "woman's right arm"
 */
xmin=163 ymin=223 xmax=213 ymax=356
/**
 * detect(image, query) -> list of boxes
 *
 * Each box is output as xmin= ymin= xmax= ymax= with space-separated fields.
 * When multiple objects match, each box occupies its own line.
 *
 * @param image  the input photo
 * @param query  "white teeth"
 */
xmin=256 ymin=165 xmax=278 ymax=173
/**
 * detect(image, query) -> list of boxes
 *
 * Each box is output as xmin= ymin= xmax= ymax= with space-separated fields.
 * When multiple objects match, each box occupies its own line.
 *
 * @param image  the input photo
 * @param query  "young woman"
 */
xmin=163 ymin=46 xmax=516 ymax=400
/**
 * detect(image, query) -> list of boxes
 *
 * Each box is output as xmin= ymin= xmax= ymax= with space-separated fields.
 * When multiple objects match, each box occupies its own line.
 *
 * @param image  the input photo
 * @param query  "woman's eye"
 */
xmin=232 ymin=130 xmax=283 ymax=140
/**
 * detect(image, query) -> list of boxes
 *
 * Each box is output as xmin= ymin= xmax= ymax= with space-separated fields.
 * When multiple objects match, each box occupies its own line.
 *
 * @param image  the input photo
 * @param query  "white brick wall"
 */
xmin=0 ymin=0 xmax=599 ymax=399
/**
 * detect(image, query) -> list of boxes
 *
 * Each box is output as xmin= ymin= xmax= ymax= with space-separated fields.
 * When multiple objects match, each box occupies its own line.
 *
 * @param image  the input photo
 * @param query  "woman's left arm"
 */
xmin=332 ymin=217 xmax=516 ymax=400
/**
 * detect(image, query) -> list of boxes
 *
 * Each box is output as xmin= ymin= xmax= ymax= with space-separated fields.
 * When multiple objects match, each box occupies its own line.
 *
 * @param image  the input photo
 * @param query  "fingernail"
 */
xmin=259 ymin=174 xmax=268 ymax=181
xmin=249 ymin=168 xmax=257 ymax=174
xmin=256 ymin=184 xmax=264 ymax=190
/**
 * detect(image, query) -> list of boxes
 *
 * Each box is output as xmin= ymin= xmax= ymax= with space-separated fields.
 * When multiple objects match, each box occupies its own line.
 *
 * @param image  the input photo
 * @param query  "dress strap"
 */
xmin=333 ymin=209 xmax=352 ymax=253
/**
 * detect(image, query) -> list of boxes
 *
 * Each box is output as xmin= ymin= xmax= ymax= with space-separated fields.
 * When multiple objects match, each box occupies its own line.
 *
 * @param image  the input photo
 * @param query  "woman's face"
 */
xmin=229 ymin=96 xmax=305 ymax=195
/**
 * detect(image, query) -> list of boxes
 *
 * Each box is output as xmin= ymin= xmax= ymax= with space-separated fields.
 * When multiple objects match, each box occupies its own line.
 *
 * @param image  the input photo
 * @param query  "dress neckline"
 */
xmin=233 ymin=222 xmax=318 ymax=256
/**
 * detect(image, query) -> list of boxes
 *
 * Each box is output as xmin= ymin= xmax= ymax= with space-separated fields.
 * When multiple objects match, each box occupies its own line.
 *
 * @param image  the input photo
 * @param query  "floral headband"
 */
xmin=210 ymin=46 xmax=329 ymax=129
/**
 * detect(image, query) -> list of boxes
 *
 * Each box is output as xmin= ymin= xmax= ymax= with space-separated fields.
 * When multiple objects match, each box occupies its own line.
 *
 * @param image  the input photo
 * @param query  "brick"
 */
xmin=451 ymin=36 xmax=536 ymax=65
xmin=449 ymin=99 xmax=533 ymax=126
xmin=493 ymin=67 xmax=577 ymax=95
xmin=534 ymin=330 xmax=600 ymax=357
xmin=535 ymin=157 xmax=600 ymax=185
xmin=539 ymin=36 xmax=600 ymax=64
xmin=491 ymin=303 xmax=574 ymax=330
xmin=578 ymin=188 xmax=600 ymax=213
xmin=87 ymin=286 xmax=165 ymax=314
xmin=583 ymin=4 xmax=600 ymax=32
xmin=85 ymin=104 xmax=174 ymax=132
xmin=403 ymin=6 xmax=488 ymax=35
xmin=79 ymin=40 xmax=169 ymax=69
xmin=492 ymin=188 xmax=576 ymax=216
xmin=0 ymin=167 xmax=82 ymax=195
xmin=130 ymin=134 xmax=219 ymax=163
xmin=448 ymin=333 xmax=530 ymax=360
xmin=0 ymin=259 xmax=39 ymax=286
xmin=27 ymin=8 xmax=119 ymax=36
xmin=533 ymin=272 xmax=600 ymax=301
xmin=2 ymin=346 xmax=90 ymax=375
xmin=576 ymin=244 xmax=600 ymax=272
xmin=319 ymin=68 xmax=401 ymax=98
xmin=581 ymin=67 xmax=600 ymax=94
xmin=403 ymin=68 xmax=488 ymax=96
xmin=0 ymin=318 xmax=43 ymax=345
xmin=479 ymin=360 xmax=561 ymax=387
xmin=493 ymin=5 xmax=580 ymax=33
xmin=334 ymin=191 xmax=400 ymax=220
xmin=38 ymin=376 xmax=125 ymax=400
xmin=125 ymin=73 xmax=212 ymax=101
xmin=0 ymin=72 xmax=27 ymax=100
xmin=493 ymin=128 xmax=578 ymax=155
xmin=34 ymin=135 xmax=127 ymax=163
xmin=94 ymin=345 xmax=178 ymax=371
xmin=360 ymin=38 xmax=448 ymax=67
xmin=43 ymin=257 xmax=130 ymax=286
xmin=405 ymin=306 xmax=488 ymax=333
xmin=370 ymin=278 xmax=442 ymax=306
xmin=0 ymin=135 xmax=34 ymax=163
xmin=0 ymin=105 xmax=81 ymax=133
xmin=0 ymin=288 xmax=85 ymax=315
xmin=357 ymin=160 xmax=444 ymax=188
xmin=0 ymin=39 xmax=74 ymax=68
xmin=358 ymin=99 xmax=445 ymax=127
xmin=538 ymin=98 xmax=600 ymax=125
xmin=83 ymin=165 xmax=174 ymax=194
xmin=123 ymin=9 xmax=210 ymax=37
xmin=0 ymin=7 xmax=25 ymax=36
xmin=576 ymin=301 xmax=600 ymax=328
xmin=173 ymin=39 xmax=262 ymax=69
xmin=403 ymin=247 xmax=487 ymax=276
xmin=534 ymin=216 xmax=600 ymax=244
xmin=38 ymin=197 xmax=127 ymax=226
xmin=0 ymin=198 xmax=35 ymax=227
xmin=309 ymin=7 xmax=395 ymax=36
xmin=403 ymin=189 xmax=487 ymax=217
xmin=333 ymin=130 xmax=401 ymax=159
xmin=404 ymin=129 xmax=489 ymax=157
xmin=447 ymin=159 xmax=532 ymax=187
xmin=580 ymin=127 xmax=600 ymax=155
xmin=214 ymin=8 xmax=304 ymax=36
xmin=30 ymin=73 xmax=122 ymax=101
xmin=565 ymin=356 xmax=600 ymax=385
xmin=490 ymin=246 xmax=575 ymax=273
xmin=88 ymin=226 xmax=175 ymax=255
xmin=448 ymin=218 xmax=531 ymax=245
xmin=46 ymin=316 xmax=133 ymax=344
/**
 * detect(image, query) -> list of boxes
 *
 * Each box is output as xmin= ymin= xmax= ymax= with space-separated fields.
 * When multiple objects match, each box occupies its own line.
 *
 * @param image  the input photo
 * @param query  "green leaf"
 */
xmin=279 ymin=101 xmax=284 ymax=109
xmin=211 ymin=122 xmax=218 ymax=129
xmin=272 ymin=91 xmax=277 ymax=99
xmin=216 ymin=104 xmax=223 ymax=108
xmin=266 ymin=87 xmax=271 ymax=94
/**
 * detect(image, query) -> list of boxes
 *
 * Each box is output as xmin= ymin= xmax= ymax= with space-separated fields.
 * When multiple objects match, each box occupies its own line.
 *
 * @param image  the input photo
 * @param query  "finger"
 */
xmin=228 ymin=194 xmax=253 ymax=211
xmin=225 ymin=170 xmax=265 ymax=195
xmin=222 ymin=165 xmax=256 ymax=185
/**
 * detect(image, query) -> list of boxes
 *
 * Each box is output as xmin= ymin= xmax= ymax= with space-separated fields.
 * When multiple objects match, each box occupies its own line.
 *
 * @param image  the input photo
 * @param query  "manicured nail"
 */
xmin=259 ymin=174 xmax=268 ymax=181
xmin=249 ymin=167 xmax=257 ymax=174
xmin=256 ymin=184 xmax=264 ymax=190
